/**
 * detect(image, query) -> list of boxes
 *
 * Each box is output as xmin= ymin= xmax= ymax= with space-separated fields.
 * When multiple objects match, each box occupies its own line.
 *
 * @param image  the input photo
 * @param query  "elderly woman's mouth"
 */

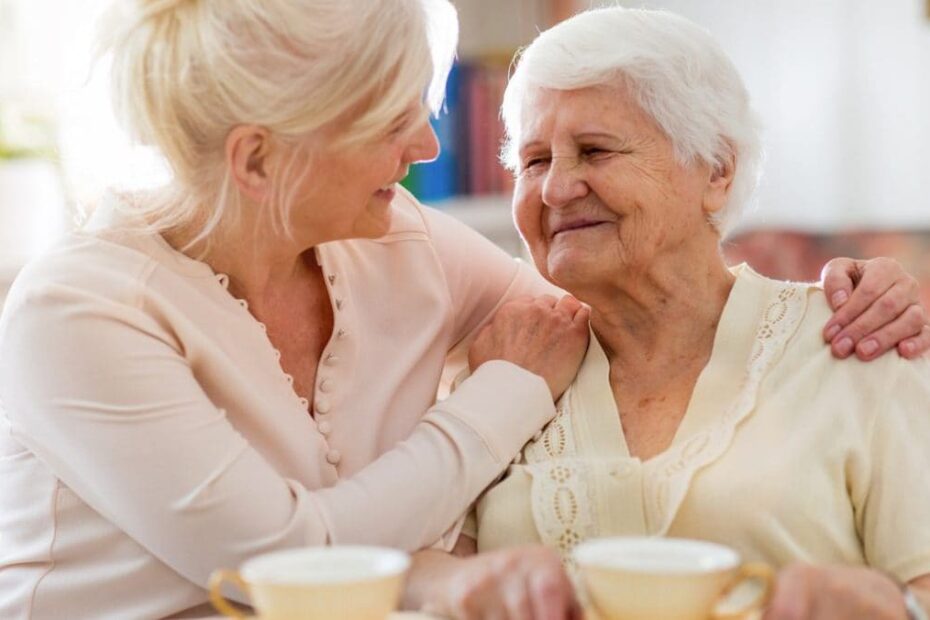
xmin=551 ymin=220 xmax=612 ymax=238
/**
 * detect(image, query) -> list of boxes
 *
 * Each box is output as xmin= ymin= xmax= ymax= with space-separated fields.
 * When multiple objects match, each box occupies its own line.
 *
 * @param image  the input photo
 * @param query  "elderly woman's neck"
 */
xmin=587 ymin=257 xmax=735 ymax=371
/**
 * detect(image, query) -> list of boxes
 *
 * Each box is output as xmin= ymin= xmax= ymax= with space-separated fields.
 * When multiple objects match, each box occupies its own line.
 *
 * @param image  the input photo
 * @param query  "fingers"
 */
xmin=554 ymin=295 xmax=591 ymax=325
xmin=899 ymin=324 xmax=930 ymax=359
xmin=535 ymin=295 xmax=560 ymax=309
xmin=829 ymin=280 xmax=921 ymax=359
xmin=501 ymin=580 xmax=533 ymax=620
xmin=848 ymin=303 xmax=927 ymax=361
xmin=764 ymin=564 xmax=814 ymax=620
xmin=444 ymin=548 xmax=573 ymax=620
xmin=554 ymin=294 xmax=582 ymax=316
xmin=573 ymin=303 xmax=591 ymax=325
xmin=820 ymin=257 xmax=859 ymax=312
xmin=528 ymin=564 xmax=574 ymax=620
xmin=822 ymin=261 xmax=895 ymax=347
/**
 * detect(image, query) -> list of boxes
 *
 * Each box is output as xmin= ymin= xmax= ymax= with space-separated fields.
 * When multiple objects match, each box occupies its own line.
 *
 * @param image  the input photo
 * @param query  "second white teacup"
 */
xmin=574 ymin=537 xmax=773 ymax=620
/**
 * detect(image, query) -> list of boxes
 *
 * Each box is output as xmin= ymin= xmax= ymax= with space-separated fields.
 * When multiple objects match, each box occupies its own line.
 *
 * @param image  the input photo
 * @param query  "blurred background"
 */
xmin=0 ymin=0 xmax=928 ymax=305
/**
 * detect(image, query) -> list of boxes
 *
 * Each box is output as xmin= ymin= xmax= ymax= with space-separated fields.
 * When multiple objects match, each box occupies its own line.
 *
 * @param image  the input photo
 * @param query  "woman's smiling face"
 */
xmin=512 ymin=82 xmax=726 ymax=292
xmin=282 ymin=98 xmax=440 ymax=246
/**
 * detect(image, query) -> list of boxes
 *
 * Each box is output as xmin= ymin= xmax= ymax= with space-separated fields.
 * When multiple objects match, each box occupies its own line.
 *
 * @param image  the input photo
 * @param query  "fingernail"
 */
xmin=831 ymin=290 xmax=849 ymax=308
xmin=858 ymin=339 xmax=879 ymax=357
xmin=824 ymin=324 xmax=841 ymax=341
xmin=902 ymin=342 xmax=916 ymax=357
xmin=835 ymin=337 xmax=854 ymax=356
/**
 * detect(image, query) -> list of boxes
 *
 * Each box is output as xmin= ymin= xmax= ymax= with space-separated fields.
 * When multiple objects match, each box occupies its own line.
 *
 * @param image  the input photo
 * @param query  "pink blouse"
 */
xmin=0 ymin=188 xmax=559 ymax=619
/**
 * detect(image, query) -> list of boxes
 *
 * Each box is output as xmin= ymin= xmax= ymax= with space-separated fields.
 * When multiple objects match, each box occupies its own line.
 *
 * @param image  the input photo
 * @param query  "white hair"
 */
xmin=500 ymin=6 xmax=762 ymax=237
xmin=94 ymin=0 xmax=458 ymax=250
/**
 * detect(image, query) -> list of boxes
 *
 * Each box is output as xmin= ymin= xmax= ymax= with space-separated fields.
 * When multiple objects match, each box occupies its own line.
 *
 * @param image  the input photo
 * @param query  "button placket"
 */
xmin=316 ymin=251 xmax=352 ymax=463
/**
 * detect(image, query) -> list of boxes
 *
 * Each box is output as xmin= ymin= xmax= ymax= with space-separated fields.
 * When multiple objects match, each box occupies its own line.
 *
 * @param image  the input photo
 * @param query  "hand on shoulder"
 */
xmin=468 ymin=295 xmax=590 ymax=400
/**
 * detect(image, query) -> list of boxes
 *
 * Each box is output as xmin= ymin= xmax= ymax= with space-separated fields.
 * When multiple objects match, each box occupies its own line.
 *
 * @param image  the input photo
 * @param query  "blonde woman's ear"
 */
xmin=225 ymin=125 xmax=273 ymax=203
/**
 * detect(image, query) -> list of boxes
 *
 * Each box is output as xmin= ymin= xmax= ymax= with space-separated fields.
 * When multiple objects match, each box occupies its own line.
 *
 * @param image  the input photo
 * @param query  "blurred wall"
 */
xmin=611 ymin=0 xmax=930 ymax=233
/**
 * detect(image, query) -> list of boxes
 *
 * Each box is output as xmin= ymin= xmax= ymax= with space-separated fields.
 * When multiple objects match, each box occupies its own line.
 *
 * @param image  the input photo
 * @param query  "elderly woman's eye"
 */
xmin=522 ymin=157 xmax=549 ymax=171
xmin=582 ymin=147 xmax=609 ymax=157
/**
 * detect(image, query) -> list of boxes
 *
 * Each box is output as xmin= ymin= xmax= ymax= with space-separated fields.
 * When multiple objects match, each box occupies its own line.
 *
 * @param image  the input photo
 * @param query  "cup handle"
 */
xmin=208 ymin=569 xmax=250 ymax=619
xmin=712 ymin=562 xmax=775 ymax=620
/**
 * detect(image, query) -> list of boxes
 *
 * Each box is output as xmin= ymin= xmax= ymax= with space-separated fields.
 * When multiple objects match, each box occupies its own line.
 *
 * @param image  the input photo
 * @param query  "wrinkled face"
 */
xmin=286 ymin=99 xmax=440 ymax=243
xmin=512 ymin=83 xmax=724 ymax=292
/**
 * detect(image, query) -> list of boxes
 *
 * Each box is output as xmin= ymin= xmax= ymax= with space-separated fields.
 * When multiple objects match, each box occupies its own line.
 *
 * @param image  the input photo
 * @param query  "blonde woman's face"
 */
xmin=288 ymin=100 xmax=440 ymax=244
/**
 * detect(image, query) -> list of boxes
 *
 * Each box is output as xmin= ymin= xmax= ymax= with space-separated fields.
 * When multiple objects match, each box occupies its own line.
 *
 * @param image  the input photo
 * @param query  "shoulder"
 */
xmin=374 ymin=186 xmax=491 ymax=248
xmin=0 ymin=218 xmax=216 ymax=340
xmin=763 ymin=271 xmax=930 ymax=412
xmin=3 ymin=232 xmax=156 ymax=316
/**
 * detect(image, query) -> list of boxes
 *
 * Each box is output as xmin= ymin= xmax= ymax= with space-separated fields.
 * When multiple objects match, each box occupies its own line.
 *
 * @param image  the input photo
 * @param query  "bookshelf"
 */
xmin=406 ymin=0 xmax=583 ymax=254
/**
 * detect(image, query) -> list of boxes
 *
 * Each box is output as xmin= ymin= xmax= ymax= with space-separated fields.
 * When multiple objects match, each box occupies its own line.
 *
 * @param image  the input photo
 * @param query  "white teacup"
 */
xmin=209 ymin=546 xmax=410 ymax=620
xmin=574 ymin=537 xmax=774 ymax=620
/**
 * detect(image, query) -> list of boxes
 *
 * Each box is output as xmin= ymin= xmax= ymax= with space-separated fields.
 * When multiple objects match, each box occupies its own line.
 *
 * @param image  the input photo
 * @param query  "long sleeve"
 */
xmin=420 ymin=205 xmax=564 ymax=388
xmin=854 ymin=357 xmax=930 ymax=582
xmin=0 ymin=268 xmax=555 ymax=591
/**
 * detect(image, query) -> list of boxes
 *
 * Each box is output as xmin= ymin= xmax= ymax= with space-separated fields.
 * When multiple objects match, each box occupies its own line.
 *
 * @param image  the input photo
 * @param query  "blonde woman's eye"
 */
xmin=387 ymin=117 xmax=410 ymax=136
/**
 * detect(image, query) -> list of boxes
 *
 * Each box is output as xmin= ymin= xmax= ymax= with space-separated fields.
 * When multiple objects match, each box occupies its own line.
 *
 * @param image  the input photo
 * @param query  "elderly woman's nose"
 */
xmin=407 ymin=120 xmax=440 ymax=164
xmin=541 ymin=156 xmax=588 ymax=208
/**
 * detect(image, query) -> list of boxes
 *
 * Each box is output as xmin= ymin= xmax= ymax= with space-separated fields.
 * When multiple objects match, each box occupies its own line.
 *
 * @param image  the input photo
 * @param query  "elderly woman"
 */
xmin=408 ymin=7 xmax=930 ymax=620
xmin=0 ymin=1 xmax=924 ymax=619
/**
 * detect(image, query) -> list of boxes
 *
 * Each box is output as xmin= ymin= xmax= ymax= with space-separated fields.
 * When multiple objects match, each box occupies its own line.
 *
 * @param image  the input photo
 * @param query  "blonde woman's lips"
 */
xmin=375 ymin=184 xmax=396 ymax=201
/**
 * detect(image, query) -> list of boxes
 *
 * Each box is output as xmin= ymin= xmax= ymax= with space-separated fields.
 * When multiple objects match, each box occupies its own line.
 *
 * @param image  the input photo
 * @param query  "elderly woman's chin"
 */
xmin=538 ymin=232 xmax=619 ymax=291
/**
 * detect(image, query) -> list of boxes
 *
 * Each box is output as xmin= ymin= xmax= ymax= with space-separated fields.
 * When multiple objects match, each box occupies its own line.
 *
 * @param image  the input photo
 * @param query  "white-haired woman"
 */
xmin=0 ymin=1 xmax=923 ymax=618
xmin=407 ymin=8 xmax=930 ymax=620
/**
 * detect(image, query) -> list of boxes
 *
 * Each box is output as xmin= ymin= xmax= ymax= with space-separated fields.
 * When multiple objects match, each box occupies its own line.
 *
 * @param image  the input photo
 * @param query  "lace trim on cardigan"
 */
xmin=523 ymin=407 xmax=599 ymax=574
xmin=645 ymin=283 xmax=808 ymax=535
xmin=523 ymin=280 xmax=810 ymax=563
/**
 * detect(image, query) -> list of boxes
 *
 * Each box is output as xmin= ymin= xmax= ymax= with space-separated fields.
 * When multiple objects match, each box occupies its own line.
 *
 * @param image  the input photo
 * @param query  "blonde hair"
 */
xmin=95 ymin=0 xmax=458 ymax=249
xmin=501 ymin=7 xmax=762 ymax=238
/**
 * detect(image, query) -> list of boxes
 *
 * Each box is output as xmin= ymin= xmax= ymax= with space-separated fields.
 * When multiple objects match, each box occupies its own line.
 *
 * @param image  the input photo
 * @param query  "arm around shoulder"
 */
xmin=0 ymin=265 xmax=559 ymax=588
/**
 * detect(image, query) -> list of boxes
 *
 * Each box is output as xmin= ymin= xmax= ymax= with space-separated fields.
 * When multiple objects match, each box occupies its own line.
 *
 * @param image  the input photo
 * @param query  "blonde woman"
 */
xmin=0 ymin=1 xmax=925 ymax=619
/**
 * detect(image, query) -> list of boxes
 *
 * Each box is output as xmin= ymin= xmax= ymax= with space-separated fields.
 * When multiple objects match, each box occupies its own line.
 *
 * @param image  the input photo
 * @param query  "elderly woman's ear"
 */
xmin=225 ymin=125 xmax=275 ymax=203
xmin=701 ymin=146 xmax=737 ymax=218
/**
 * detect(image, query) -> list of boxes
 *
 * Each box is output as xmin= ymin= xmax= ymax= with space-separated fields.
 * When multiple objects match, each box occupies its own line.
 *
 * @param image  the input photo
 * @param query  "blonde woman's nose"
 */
xmin=407 ymin=119 xmax=440 ymax=164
